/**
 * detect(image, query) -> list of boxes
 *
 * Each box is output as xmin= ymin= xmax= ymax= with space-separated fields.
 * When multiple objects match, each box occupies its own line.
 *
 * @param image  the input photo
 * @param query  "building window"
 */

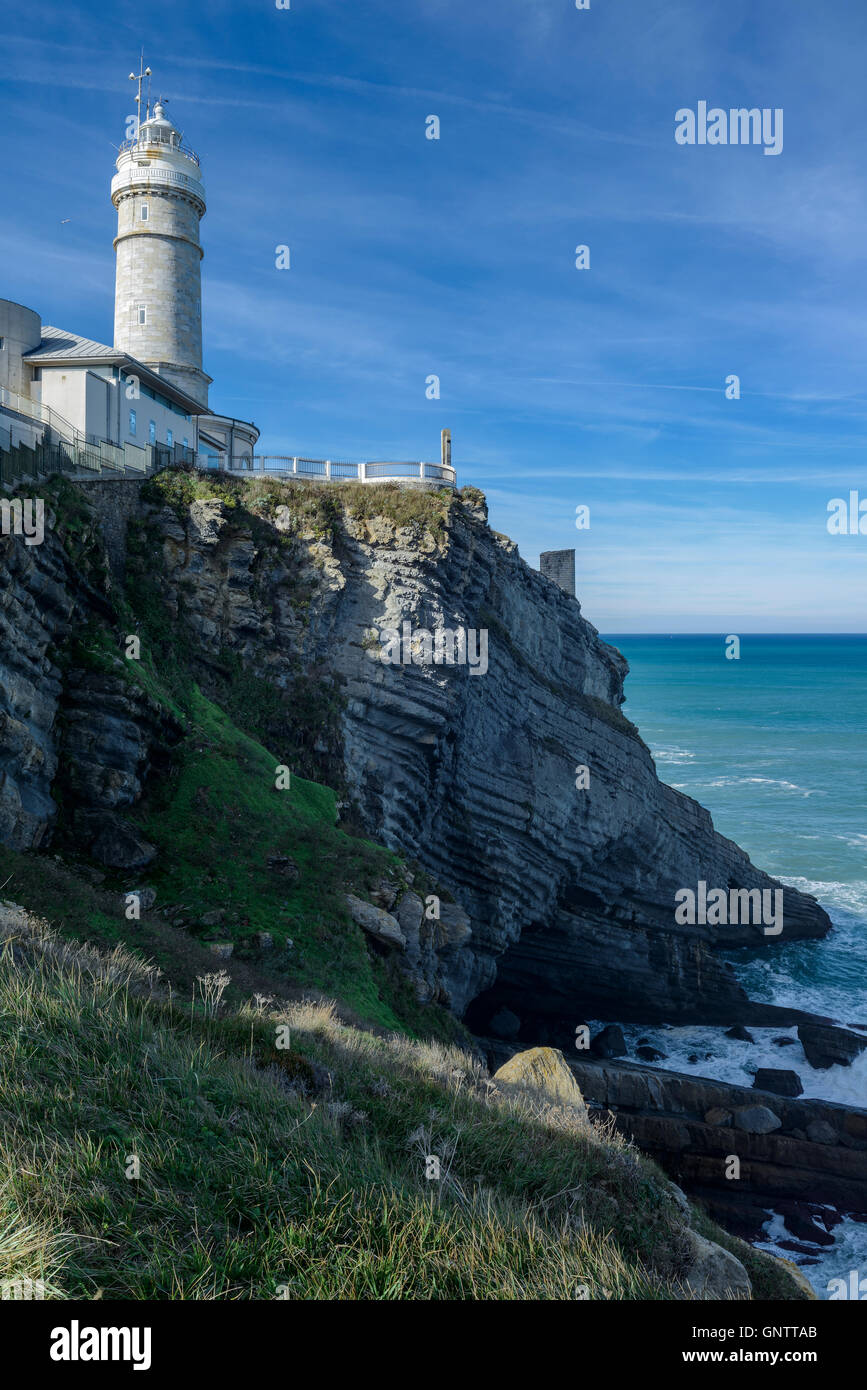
xmin=0 ymin=337 xmax=5 ymax=349
xmin=195 ymin=299 xmax=201 ymax=318
xmin=166 ymin=429 xmax=173 ymax=447
xmin=148 ymin=420 xmax=156 ymax=444
xmin=129 ymin=409 xmax=137 ymax=436
xmin=140 ymin=202 xmax=149 ymax=221
xmin=182 ymin=437 xmax=189 ymax=449
xmin=136 ymin=303 xmax=147 ymax=326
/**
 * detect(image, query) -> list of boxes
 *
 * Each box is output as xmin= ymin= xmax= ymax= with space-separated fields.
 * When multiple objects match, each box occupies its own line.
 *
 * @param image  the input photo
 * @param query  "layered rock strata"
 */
xmin=1 ymin=478 xmax=832 ymax=1024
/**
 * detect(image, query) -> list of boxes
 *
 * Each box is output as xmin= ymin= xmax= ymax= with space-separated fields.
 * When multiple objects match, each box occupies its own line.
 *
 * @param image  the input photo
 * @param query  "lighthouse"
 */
xmin=111 ymin=69 xmax=211 ymax=407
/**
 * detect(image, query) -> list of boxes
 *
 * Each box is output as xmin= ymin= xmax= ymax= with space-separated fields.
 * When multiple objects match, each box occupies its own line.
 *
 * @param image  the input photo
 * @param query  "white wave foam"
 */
xmin=754 ymin=1211 xmax=867 ymax=1299
xmin=651 ymin=746 xmax=696 ymax=765
xmin=781 ymin=875 xmax=867 ymax=919
xmin=617 ymin=1022 xmax=867 ymax=1105
xmin=690 ymin=776 xmax=822 ymax=796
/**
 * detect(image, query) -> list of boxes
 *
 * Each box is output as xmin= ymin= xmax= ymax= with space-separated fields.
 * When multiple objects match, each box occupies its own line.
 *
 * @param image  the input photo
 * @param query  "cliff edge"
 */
xmin=0 ymin=470 xmax=829 ymax=1041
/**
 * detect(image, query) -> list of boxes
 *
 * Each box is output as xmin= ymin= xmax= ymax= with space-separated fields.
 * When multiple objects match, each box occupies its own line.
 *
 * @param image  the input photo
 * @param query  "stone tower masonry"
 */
xmin=111 ymin=98 xmax=211 ymax=407
xmin=539 ymin=549 xmax=576 ymax=597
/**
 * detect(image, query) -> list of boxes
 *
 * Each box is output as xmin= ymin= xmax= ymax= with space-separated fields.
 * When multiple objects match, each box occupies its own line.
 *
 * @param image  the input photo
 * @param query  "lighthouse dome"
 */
xmin=138 ymin=102 xmax=181 ymax=149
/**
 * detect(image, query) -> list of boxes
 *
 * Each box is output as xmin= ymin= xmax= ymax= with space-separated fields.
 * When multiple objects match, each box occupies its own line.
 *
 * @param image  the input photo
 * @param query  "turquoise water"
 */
xmin=603 ymin=634 xmax=867 ymax=1294
xmin=608 ymin=634 xmax=867 ymax=1027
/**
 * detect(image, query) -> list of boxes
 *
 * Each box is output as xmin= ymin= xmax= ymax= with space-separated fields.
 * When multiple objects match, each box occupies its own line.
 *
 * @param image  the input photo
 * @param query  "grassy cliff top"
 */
xmin=140 ymin=467 xmax=464 ymax=541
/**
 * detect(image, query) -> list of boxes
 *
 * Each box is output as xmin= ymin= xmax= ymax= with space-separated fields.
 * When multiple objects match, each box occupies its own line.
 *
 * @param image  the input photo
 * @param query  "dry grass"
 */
xmin=0 ymin=905 xmax=806 ymax=1301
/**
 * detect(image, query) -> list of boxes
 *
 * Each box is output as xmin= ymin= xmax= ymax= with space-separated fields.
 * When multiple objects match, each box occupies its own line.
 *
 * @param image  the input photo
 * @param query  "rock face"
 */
xmin=75 ymin=809 xmax=157 ymax=870
xmin=0 ymin=509 xmax=78 ymax=849
xmin=0 ymin=478 xmax=832 ymax=1032
xmin=107 ymin=481 xmax=830 ymax=1028
xmin=557 ymin=1054 xmax=867 ymax=1215
xmin=0 ymin=505 xmax=180 ymax=859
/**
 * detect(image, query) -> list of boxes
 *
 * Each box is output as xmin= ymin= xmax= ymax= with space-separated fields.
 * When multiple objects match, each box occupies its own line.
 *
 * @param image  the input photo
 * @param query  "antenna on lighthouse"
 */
xmin=129 ymin=54 xmax=152 ymax=131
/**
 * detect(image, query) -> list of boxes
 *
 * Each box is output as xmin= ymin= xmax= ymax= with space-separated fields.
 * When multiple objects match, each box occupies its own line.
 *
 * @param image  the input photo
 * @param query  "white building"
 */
xmin=0 ymin=78 xmax=258 ymax=469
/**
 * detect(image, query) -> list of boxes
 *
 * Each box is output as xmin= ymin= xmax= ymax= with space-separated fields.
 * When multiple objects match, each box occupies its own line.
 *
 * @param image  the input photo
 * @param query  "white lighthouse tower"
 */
xmin=111 ymin=66 xmax=211 ymax=407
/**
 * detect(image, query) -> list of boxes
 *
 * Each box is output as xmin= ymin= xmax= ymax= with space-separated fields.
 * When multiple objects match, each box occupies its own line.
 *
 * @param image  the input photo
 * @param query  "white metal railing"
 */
xmin=0 ymin=386 xmax=82 ymax=446
xmin=118 ymin=133 xmax=201 ymax=166
xmin=1 ymin=391 xmax=458 ymax=488
xmin=202 ymin=456 xmax=457 ymax=488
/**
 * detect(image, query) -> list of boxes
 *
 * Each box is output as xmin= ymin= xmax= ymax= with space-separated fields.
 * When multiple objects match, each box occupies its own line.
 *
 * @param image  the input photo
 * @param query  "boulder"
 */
xmin=778 ymin=1202 xmax=835 ymax=1247
xmin=705 ymin=1107 xmax=733 ymax=1127
xmin=368 ymin=879 xmax=398 ymax=910
xmin=590 ymin=1024 xmax=627 ymax=1059
xmin=798 ymin=1022 xmax=867 ymax=1070
xmin=490 ymin=1007 xmax=521 ymax=1040
xmin=734 ymin=1104 xmax=782 ymax=1135
xmin=668 ymin=1182 xmax=692 ymax=1223
xmin=493 ymin=1047 xmax=587 ymax=1114
xmin=208 ymin=941 xmax=233 ymax=960
xmin=396 ymin=892 xmax=424 ymax=940
xmin=726 ymin=1025 xmax=754 ymax=1042
xmin=345 ymin=894 xmax=406 ymax=950
xmin=266 ymin=855 xmax=300 ymax=883
xmin=806 ymin=1119 xmax=838 ymax=1146
xmin=770 ymin=1256 xmax=818 ymax=1299
xmin=753 ymin=1068 xmax=803 ymax=1098
xmin=76 ymin=810 xmax=156 ymax=870
xmin=682 ymin=1231 xmax=751 ymax=1300
xmin=637 ymin=1045 xmax=667 ymax=1062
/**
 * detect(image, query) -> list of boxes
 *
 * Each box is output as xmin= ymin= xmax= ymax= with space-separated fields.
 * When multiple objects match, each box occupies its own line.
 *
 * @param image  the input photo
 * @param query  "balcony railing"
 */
xmin=1 ymin=397 xmax=457 ymax=490
xmin=118 ymin=134 xmax=201 ymax=167
xmin=198 ymin=456 xmax=457 ymax=488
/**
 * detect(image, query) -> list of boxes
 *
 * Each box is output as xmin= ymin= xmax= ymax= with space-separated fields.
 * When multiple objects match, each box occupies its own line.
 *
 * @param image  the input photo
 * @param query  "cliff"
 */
xmin=0 ymin=470 xmax=831 ymax=1039
xmin=135 ymin=472 xmax=832 ymax=1030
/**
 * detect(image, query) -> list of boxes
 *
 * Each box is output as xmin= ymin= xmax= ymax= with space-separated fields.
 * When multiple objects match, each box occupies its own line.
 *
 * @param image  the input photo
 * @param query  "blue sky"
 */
xmin=3 ymin=0 xmax=867 ymax=630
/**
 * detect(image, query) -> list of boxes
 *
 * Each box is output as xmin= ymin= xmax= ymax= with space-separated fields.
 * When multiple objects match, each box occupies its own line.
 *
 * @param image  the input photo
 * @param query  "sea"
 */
xmin=602 ymin=634 xmax=867 ymax=1299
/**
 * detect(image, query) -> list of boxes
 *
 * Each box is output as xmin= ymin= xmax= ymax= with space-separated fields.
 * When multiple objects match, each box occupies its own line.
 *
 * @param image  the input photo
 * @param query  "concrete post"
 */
xmin=441 ymin=429 xmax=451 ymax=468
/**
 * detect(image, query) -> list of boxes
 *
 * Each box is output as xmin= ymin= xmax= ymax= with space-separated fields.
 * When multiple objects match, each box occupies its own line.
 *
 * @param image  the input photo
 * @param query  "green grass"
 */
xmin=141 ymin=466 xmax=457 ymax=541
xmin=0 ymin=681 xmax=455 ymax=1036
xmin=0 ymin=908 xmax=804 ymax=1301
xmin=136 ymin=686 xmax=415 ymax=1028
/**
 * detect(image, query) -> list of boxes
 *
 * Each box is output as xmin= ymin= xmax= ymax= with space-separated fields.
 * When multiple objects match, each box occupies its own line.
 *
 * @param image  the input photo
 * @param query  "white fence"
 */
xmin=208 ymin=457 xmax=457 ymax=488
xmin=1 ymin=388 xmax=458 ymax=488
